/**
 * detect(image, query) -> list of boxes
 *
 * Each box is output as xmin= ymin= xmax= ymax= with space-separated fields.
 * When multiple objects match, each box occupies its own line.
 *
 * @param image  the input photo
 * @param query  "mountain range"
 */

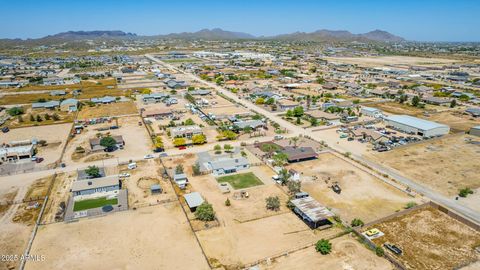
xmin=1 ymin=28 xmax=406 ymax=43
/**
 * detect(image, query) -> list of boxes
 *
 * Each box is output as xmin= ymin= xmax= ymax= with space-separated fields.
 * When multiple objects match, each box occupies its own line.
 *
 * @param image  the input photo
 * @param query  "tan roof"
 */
xmin=306 ymin=110 xmax=340 ymax=120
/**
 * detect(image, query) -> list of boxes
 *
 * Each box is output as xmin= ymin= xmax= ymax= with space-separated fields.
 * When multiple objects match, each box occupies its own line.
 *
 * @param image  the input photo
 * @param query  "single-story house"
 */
xmin=89 ymin=135 xmax=125 ymax=151
xmin=234 ymin=120 xmax=266 ymax=130
xmin=0 ymin=144 xmax=35 ymax=163
xmin=183 ymin=192 xmax=204 ymax=212
xmin=142 ymin=93 xmax=169 ymax=103
xmin=60 ymin=98 xmax=79 ymax=112
xmin=305 ymin=110 xmax=340 ymax=121
xmin=170 ymin=125 xmax=203 ymax=138
xmin=208 ymin=157 xmax=249 ymax=175
xmin=283 ymin=146 xmax=317 ymax=163
xmin=142 ymin=108 xmax=173 ymax=119
xmin=91 ymin=96 xmax=116 ymax=104
xmin=466 ymin=107 xmax=480 ymax=117
xmin=189 ymin=89 xmax=211 ymax=96
xmin=349 ymin=128 xmax=388 ymax=143
xmin=32 ymin=100 xmax=60 ymax=109
xmin=361 ymin=107 xmax=383 ymax=118
xmin=278 ymin=99 xmax=300 ymax=111
xmin=71 ymin=175 xmax=120 ymax=197
xmin=166 ymin=80 xmax=188 ymax=89
xmin=50 ymin=90 xmax=66 ymax=96
xmin=422 ymin=96 xmax=451 ymax=106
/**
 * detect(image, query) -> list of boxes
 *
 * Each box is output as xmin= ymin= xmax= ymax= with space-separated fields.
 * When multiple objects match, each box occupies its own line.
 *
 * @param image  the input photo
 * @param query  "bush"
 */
xmin=459 ymin=187 xmax=474 ymax=198
xmin=351 ymin=218 xmax=364 ymax=227
xmin=195 ymin=202 xmax=215 ymax=221
xmin=315 ymin=239 xmax=332 ymax=255
xmin=85 ymin=165 xmax=101 ymax=178
xmin=225 ymin=198 xmax=231 ymax=206
xmin=266 ymin=196 xmax=280 ymax=211
xmin=100 ymin=136 xmax=117 ymax=151
xmin=375 ymin=246 xmax=384 ymax=257
xmin=7 ymin=107 xmax=24 ymax=116
xmin=192 ymin=162 xmax=201 ymax=176
xmin=404 ymin=202 xmax=417 ymax=209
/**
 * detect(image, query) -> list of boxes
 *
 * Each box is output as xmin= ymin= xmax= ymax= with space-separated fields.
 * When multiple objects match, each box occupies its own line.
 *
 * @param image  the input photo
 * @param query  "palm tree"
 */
xmin=290 ymin=137 xmax=300 ymax=148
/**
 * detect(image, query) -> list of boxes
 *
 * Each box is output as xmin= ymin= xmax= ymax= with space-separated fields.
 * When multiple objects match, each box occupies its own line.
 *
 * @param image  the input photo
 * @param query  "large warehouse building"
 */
xmin=383 ymin=115 xmax=450 ymax=137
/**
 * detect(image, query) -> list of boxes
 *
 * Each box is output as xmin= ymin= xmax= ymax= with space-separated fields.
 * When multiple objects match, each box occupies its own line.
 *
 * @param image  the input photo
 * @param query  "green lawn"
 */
xmin=73 ymin=197 xmax=118 ymax=211
xmin=216 ymin=172 xmax=263 ymax=189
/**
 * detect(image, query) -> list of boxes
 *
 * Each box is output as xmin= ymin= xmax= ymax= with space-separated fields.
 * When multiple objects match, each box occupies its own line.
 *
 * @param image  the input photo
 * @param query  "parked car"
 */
xmin=36 ymin=157 xmax=44 ymax=163
xmin=365 ymin=228 xmax=380 ymax=237
xmin=1 ymin=127 xmax=9 ymax=133
xmin=143 ymin=154 xmax=154 ymax=159
xmin=384 ymin=243 xmax=402 ymax=255
xmin=119 ymin=173 xmax=131 ymax=178
xmin=159 ymin=153 xmax=168 ymax=157
xmin=178 ymin=146 xmax=187 ymax=150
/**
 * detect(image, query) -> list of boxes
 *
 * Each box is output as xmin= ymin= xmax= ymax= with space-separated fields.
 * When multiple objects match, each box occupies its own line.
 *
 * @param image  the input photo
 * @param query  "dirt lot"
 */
xmin=287 ymin=152 xmax=422 ymax=223
xmin=63 ymin=116 xmax=152 ymax=165
xmin=369 ymin=102 xmax=429 ymax=116
xmin=121 ymin=159 xmax=177 ymax=208
xmin=368 ymin=206 xmax=480 ymax=270
xmin=367 ymin=134 xmax=480 ymax=197
xmin=41 ymin=172 xmax=75 ymax=224
xmin=76 ymin=101 xmax=138 ymax=120
xmin=26 ymin=203 xmax=210 ymax=270
xmin=4 ymin=106 xmax=74 ymax=129
xmin=260 ymin=234 xmax=393 ymax=270
xmin=422 ymin=110 xmax=480 ymax=133
xmin=0 ymin=123 xmax=71 ymax=166
xmin=325 ymin=56 xmax=458 ymax=67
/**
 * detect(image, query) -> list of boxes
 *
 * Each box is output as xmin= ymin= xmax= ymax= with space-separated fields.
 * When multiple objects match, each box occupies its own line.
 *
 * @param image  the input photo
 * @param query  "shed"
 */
xmin=150 ymin=184 xmax=162 ymax=194
xmin=183 ymin=192 xmax=204 ymax=212
xmin=290 ymin=196 xmax=334 ymax=229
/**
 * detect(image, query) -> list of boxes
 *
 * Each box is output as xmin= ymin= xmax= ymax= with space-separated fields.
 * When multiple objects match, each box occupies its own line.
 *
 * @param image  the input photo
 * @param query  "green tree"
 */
xmin=266 ymin=196 xmax=280 ymax=211
xmin=315 ymin=239 xmax=332 ymax=255
xmin=44 ymin=114 xmax=51 ymax=120
xmin=175 ymin=164 xmax=184 ymax=174
xmin=412 ymin=95 xmax=420 ymax=107
xmin=278 ymin=168 xmax=290 ymax=185
xmin=100 ymin=136 xmax=117 ymax=151
xmin=310 ymin=117 xmax=318 ymax=126
xmin=184 ymin=118 xmax=195 ymax=125
xmin=255 ymin=97 xmax=265 ymax=105
xmin=195 ymin=202 xmax=215 ymax=221
xmin=214 ymin=144 xmax=222 ymax=153
xmin=173 ymin=137 xmax=187 ymax=147
xmin=29 ymin=114 xmax=35 ymax=121
xmin=273 ymin=152 xmax=288 ymax=167
xmin=192 ymin=134 xmax=207 ymax=145
xmin=351 ymin=218 xmax=364 ymax=227
xmin=375 ymin=246 xmax=385 ymax=257
xmin=223 ymin=144 xmax=233 ymax=152
xmin=265 ymin=97 xmax=275 ymax=105
xmin=154 ymin=136 xmax=164 ymax=149
xmin=85 ymin=165 xmax=101 ymax=178
xmin=286 ymin=110 xmax=294 ymax=118
xmin=7 ymin=107 xmax=24 ymax=116
xmin=192 ymin=162 xmax=201 ymax=176
xmin=293 ymin=106 xmax=304 ymax=117
xmin=450 ymin=99 xmax=457 ymax=108
xmin=225 ymin=198 xmax=231 ymax=206
xmin=36 ymin=114 xmax=43 ymax=122
xmin=459 ymin=187 xmax=474 ymax=198
xmin=287 ymin=180 xmax=301 ymax=194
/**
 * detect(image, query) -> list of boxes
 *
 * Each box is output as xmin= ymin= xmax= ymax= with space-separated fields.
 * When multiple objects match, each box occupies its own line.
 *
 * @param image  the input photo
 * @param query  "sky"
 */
xmin=1 ymin=0 xmax=479 ymax=42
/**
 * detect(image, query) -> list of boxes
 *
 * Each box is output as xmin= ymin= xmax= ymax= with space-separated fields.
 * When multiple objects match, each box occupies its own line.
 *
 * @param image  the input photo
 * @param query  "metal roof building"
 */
xmin=384 ymin=115 xmax=450 ymax=137
xmin=290 ymin=196 xmax=334 ymax=229
xmin=183 ymin=192 xmax=204 ymax=211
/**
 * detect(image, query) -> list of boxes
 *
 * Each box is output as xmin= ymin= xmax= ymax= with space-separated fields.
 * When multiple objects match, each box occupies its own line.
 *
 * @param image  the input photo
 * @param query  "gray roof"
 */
xmin=235 ymin=120 xmax=265 ymax=129
xmin=384 ymin=115 xmax=448 ymax=131
xmin=183 ymin=192 xmax=204 ymax=208
xmin=209 ymin=157 xmax=249 ymax=170
xmin=60 ymin=98 xmax=78 ymax=106
xmin=174 ymin=173 xmax=188 ymax=181
xmin=71 ymin=175 xmax=119 ymax=192
xmin=290 ymin=196 xmax=334 ymax=222
xmin=32 ymin=101 xmax=60 ymax=109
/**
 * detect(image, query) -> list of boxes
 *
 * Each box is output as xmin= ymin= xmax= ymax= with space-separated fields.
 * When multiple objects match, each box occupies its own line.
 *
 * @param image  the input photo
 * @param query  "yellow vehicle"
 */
xmin=365 ymin=228 xmax=380 ymax=237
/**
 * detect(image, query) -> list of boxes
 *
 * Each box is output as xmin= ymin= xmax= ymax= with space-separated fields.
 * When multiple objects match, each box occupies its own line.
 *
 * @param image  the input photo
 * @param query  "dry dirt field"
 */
xmin=63 ymin=116 xmax=152 ymax=165
xmin=41 ymin=172 xmax=76 ymax=224
xmin=325 ymin=56 xmax=458 ymax=67
xmin=422 ymin=110 xmax=480 ymax=133
xmin=260 ymin=234 xmax=393 ymax=270
xmin=287 ymin=152 xmax=422 ymax=223
xmin=77 ymin=101 xmax=139 ymax=120
xmin=4 ymin=106 xmax=74 ymax=129
xmin=26 ymin=203 xmax=210 ymax=270
xmin=370 ymin=102 xmax=429 ymax=116
xmin=121 ymin=159 xmax=177 ymax=208
xmin=0 ymin=123 xmax=71 ymax=166
xmin=368 ymin=206 xmax=480 ymax=270
xmin=367 ymin=134 xmax=480 ymax=197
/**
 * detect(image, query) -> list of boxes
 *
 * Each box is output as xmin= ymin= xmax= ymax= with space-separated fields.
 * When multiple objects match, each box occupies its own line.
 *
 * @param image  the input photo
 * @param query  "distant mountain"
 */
xmin=43 ymin=30 xmax=137 ymax=39
xmin=156 ymin=28 xmax=256 ymax=40
xmin=268 ymin=29 xmax=405 ymax=42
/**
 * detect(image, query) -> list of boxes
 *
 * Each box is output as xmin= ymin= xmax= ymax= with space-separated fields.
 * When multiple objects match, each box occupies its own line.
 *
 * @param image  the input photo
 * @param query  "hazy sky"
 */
xmin=2 ymin=0 xmax=479 ymax=41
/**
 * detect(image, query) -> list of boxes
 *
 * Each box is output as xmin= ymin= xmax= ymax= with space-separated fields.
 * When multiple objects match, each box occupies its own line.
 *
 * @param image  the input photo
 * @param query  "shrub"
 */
xmin=459 ymin=187 xmax=474 ymax=198
xmin=225 ymin=198 xmax=231 ymax=206
xmin=195 ymin=202 xmax=215 ymax=221
xmin=266 ymin=196 xmax=280 ymax=211
xmin=375 ymin=246 xmax=384 ymax=257
xmin=405 ymin=202 xmax=417 ymax=209
xmin=351 ymin=218 xmax=364 ymax=227
xmin=7 ymin=107 xmax=24 ymax=116
xmin=315 ymin=239 xmax=332 ymax=255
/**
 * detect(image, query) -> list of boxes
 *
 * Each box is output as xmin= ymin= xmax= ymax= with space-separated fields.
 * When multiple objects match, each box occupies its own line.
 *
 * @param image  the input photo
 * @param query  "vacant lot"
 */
xmin=261 ymin=234 xmax=393 ymax=270
xmin=287 ymin=152 xmax=421 ymax=223
xmin=3 ymin=106 xmax=74 ymax=129
xmin=368 ymin=206 xmax=480 ymax=270
xmin=367 ymin=134 xmax=480 ymax=197
xmin=370 ymin=102 xmax=427 ymax=116
xmin=217 ymin=172 xmax=263 ymax=189
xmin=26 ymin=203 xmax=210 ymax=270
xmin=325 ymin=56 xmax=457 ymax=67
xmin=422 ymin=110 xmax=480 ymax=133
xmin=77 ymin=101 xmax=138 ymax=120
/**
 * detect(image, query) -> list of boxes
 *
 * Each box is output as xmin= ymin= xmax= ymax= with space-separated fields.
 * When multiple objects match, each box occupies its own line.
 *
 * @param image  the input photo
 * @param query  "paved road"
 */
xmin=146 ymin=54 xmax=480 ymax=224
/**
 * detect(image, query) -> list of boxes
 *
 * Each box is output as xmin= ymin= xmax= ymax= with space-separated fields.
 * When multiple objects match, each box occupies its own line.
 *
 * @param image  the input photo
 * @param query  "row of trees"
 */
xmin=173 ymin=134 xmax=207 ymax=147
